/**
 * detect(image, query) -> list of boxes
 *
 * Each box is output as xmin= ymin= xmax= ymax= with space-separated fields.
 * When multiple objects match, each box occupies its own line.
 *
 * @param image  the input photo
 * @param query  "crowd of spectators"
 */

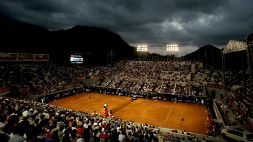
xmin=161 ymin=129 xmax=215 ymax=142
xmin=97 ymin=61 xmax=155 ymax=94
xmin=1 ymin=61 xmax=252 ymax=129
xmin=0 ymin=97 xmax=159 ymax=142
xmin=217 ymin=70 xmax=253 ymax=125
xmin=0 ymin=61 xmax=231 ymax=98
xmin=0 ymin=64 xmax=97 ymax=97
xmin=96 ymin=61 xmax=212 ymax=97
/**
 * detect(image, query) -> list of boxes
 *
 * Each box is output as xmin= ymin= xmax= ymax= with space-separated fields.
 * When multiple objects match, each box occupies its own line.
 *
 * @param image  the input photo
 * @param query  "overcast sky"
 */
xmin=0 ymin=0 xmax=252 ymax=56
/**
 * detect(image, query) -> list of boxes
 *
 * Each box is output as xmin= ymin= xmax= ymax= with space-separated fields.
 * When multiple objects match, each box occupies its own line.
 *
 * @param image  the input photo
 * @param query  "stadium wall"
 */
xmin=31 ymin=86 xmax=85 ymax=102
xmin=81 ymin=79 xmax=97 ymax=87
xmin=0 ymin=90 xmax=9 ymax=97
xmin=213 ymin=99 xmax=225 ymax=128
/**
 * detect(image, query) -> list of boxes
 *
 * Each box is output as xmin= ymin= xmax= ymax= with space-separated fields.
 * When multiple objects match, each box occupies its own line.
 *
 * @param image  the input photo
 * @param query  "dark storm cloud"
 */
xmin=0 ymin=0 xmax=253 ymax=56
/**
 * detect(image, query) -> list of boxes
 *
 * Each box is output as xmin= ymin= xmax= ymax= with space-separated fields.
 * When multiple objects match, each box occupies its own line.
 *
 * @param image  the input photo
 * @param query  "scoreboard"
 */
xmin=70 ymin=54 xmax=84 ymax=64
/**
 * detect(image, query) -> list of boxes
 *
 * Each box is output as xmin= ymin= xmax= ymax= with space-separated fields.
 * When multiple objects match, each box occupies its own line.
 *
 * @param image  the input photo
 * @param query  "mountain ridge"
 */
xmin=0 ymin=14 xmax=136 ymax=64
xmin=184 ymin=45 xmax=222 ymax=69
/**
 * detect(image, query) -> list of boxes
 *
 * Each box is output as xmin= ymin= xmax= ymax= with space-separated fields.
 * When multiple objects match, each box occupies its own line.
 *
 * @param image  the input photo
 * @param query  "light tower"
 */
xmin=137 ymin=44 xmax=148 ymax=52
xmin=166 ymin=44 xmax=179 ymax=57
xmin=137 ymin=44 xmax=148 ymax=60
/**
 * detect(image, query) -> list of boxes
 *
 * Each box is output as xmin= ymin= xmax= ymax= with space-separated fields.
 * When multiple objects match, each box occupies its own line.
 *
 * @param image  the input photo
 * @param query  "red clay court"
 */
xmin=49 ymin=92 xmax=211 ymax=135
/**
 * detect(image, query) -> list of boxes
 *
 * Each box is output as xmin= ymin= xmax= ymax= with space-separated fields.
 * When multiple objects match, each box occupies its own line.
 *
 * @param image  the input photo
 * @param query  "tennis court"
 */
xmin=49 ymin=92 xmax=211 ymax=134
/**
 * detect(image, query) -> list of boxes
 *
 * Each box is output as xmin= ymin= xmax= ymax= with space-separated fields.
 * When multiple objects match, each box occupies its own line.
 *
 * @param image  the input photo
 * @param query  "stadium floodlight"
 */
xmin=166 ymin=44 xmax=179 ymax=52
xmin=166 ymin=44 xmax=179 ymax=56
xmin=137 ymin=44 xmax=148 ymax=52
xmin=175 ymin=46 xmax=179 ymax=52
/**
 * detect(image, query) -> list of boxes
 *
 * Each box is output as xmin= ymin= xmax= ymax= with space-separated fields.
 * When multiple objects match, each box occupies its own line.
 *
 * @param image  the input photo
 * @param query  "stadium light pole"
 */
xmin=137 ymin=44 xmax=148 ymax=60
xmin=166 ymin=44 xmax=179 ymax=60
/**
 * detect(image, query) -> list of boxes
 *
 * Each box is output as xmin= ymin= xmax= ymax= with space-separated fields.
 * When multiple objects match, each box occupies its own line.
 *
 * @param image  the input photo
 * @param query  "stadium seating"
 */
xmin=1 ymin=60 xmax=252 ymax=141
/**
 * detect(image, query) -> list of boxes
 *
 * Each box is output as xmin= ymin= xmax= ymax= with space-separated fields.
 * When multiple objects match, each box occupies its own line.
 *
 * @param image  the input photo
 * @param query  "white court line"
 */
xmin=140 ymin=103 xmax=153 ymax=116
xmin=162 ymin=104 xmax=174 ymax=125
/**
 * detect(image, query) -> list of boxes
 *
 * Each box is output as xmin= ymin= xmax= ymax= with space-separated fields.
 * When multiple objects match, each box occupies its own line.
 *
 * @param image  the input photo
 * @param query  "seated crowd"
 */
xmin=0 ymin=64 xmax=97 ymax=97
xmin=217 ymin=70 xmax=253 ymax=125
xmin=0 ymin=61 xmax=227 ymax=98
xmin=0 ymin=97 xmax=159 ymax=142
xmin=96 ymin=61 xmax=220 ymax=97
